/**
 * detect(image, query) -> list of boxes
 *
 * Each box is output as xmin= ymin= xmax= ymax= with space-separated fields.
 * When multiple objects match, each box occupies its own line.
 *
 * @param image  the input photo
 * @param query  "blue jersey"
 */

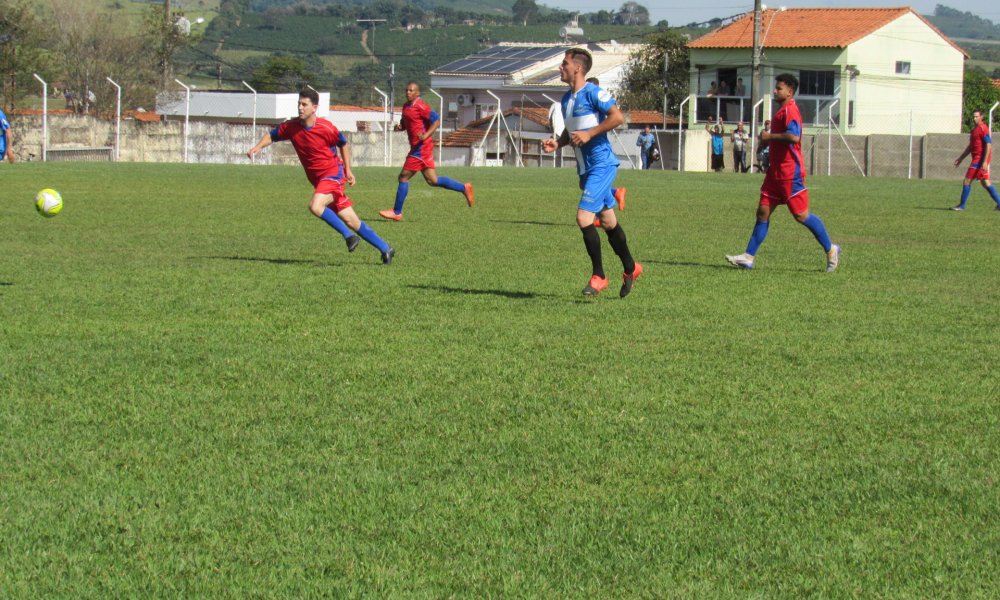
xmin=0 ymin=109 xmax=9 ymax=160
xmin=561 ymin=82 xmax=620 ymax=175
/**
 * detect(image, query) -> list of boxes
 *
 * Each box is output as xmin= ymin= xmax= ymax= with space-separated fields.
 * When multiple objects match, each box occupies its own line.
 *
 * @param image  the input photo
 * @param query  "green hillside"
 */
xmin=925 ymin=4 xmax=1000 ymax=40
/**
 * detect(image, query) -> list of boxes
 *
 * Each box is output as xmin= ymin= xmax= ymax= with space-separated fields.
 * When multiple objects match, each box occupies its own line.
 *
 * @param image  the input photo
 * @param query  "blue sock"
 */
xmin=987 ymin=185 xmax=1000 ymax=206
xmin=435 ymin=176 xmax=465 ymax=193
xmin=357 ymin=222 xmax=390 ymax=253
xmin=802 ymin=214 xmax=832 ymax=252
xmin=959 ymin=185 xmax=971 ymax=208
xmin=393 ymin=181 xmax=409 ymax=214
xmin=319 ymin=207 xmax=353 ymax=239
xmin=746 ymin=221 xmax=769 ymax=255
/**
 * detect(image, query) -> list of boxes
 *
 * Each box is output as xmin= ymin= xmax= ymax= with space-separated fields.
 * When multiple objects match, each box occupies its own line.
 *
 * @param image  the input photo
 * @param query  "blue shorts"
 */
xmin=578 ymin=165 xmax=618 ymax=213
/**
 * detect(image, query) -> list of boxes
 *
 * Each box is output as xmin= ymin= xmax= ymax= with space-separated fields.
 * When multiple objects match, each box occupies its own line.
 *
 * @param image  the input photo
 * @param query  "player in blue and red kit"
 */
xmin=726 ymin=73 xmax=840 ymax=272
xmin=950 ymin=108 xmax=999 ymax=211
xmin=543 ymin=48 xmax=642 ymax=297
xmin=378 ymin=82 xmax=473 ymax=221
xmin=249 ymin=89 xmax=395 ymax=264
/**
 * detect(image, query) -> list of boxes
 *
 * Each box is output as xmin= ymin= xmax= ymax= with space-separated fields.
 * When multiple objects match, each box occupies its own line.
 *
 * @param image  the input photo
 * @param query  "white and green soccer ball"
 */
xmin=35 ymin=189 xmax=63 ymax=217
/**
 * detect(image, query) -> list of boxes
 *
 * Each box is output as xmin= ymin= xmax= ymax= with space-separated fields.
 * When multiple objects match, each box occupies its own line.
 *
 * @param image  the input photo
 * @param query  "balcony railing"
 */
xmin=694 ymin=95 xmax=842 ymax=126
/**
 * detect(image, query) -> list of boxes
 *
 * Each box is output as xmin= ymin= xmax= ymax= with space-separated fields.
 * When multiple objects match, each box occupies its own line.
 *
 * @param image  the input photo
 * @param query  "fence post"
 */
xmin=542 ymin=93 xmax=560 ymax=168
xmin=106 ymin=77 xmax=121 ymax=161
xmin=828 ymin=99 xmax=839 ymax=176
xmin=32 ymin=74 xmax=47 ymax=161
xmin=242 ymin=81 xmax=257 ymax=164
xmin=678 ymin=96 xmax=690 ymax=172
xmin=750 ymin=98 xmax=762 ymax=173
xmin=373 ymin=87 xmax=388 ymax=167
xmin=990 ymin=101 xmax=999 ymax=137
xmin=174 ymin=80 xmax=191 ymax=163
xmin=908 ymin=103 xmax=919 ymax=179
xmin=428 ymin=87 xmax=443 ymax=164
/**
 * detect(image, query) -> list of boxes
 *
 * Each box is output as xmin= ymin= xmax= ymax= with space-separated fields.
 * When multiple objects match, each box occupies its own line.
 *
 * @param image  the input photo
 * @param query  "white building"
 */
xmin=156 ymin=90 xmax=331 ymax=124
xmin=430 ymin=41 xmax=640 ymax=129
xmin=685 ymin=7 xmax=968 ymax=135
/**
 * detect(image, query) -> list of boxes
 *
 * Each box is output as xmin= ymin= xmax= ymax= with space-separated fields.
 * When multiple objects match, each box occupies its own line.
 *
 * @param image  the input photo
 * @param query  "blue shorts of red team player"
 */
xmin=403 ymin=141 xmax=435 ymax=172
xmin=316 ymin=176 xmax=353 ymax=212
xmin=577 ymin=165 xmax=618 ymax=213
xmin=760 ymin=176 xmax=809 ymax=214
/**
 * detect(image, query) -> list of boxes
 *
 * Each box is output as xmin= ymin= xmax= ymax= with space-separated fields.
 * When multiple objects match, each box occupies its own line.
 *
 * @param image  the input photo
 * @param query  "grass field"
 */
xmin=2 ymin=164 xmax=999 ymax=598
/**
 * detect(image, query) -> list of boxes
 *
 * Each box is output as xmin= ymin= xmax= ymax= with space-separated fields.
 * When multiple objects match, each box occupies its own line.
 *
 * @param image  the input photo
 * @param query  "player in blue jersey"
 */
xmin=543 ymin=48 xmax=642 ymax=297
xmin=0 ymin=108 xmax=14 ymax=165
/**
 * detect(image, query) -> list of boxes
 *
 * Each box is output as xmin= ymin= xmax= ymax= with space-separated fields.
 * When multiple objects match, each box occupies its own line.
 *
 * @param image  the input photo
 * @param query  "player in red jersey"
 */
xmin=249 ymin=89 xmax=395 ymax=264
xmin=950 ymin=109 xmax=999 ymax=211
xmin=725 ymin=73 xmax=840 ymax=272
xmin=378 ymin=82 xmax=473 ymax=221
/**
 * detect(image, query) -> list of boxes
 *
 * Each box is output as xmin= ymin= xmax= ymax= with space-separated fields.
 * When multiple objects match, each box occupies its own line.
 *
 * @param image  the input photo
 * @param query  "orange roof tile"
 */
xmin=441 ymin=128 xmax=493 ymax=147
xmin=127 ymin=111 xmax=161 ymax=122
xmin=687 ymin=7 xmax=967 ymax=57
xmin=992 ymin=78 xmax=1000 ymax=89
xmin=626 ymin=110 xmax=679 ymax=125
xmin=13 ymin=108 xmax=75 ymax=115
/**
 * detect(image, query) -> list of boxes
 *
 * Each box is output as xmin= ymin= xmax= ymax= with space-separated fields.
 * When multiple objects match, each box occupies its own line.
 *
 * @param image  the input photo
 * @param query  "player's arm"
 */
xmin=542 ymin=129 xmax=570 ymax=153
xmin=570 ymin=105 xmax=624 ymax=147
xmin=955 ymin=143 xmax=973 ymax=167
xmin=419 ymin=110 xmax=441 ymax=141
xmin=248 ymin=130 xmax=275 ymax=158
xmin=340 ymin=141 xmax=355 ymax=186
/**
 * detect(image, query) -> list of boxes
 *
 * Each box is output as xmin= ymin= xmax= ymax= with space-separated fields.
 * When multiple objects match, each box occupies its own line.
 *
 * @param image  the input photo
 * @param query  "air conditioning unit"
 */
xmin=457 ymin=94 xmax=474 ymax=107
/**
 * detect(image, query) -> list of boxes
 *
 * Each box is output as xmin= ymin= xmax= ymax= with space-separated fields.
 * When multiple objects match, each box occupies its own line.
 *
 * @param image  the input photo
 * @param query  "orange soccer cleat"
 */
xmin=583 ymin=275 xmax=609 ymax=296
xmin=464 ymin=183 xmax=474 ymax=207
xmin=614 ymin=187 xmax=627 ymax=210
xmin=379 ymin=209 xmax=402 ymax=221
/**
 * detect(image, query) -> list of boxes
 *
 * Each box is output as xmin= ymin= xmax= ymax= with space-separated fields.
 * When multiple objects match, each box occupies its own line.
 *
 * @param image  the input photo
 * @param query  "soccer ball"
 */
xmin=35 ymin=189 xmax=63 ymax=217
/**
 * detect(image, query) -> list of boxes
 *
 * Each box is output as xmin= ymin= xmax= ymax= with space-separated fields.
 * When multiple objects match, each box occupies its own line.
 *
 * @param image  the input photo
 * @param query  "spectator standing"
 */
xmin=636 ymin=125 xmax=655 ymax=170
xmin=718 ymin=80 xmax=730 ymax=96
xmin=735 ymin=78 xmax=745 ymax=96
xmin=732 ymin=122 xmax=749 ymax=173
xmin=756 ymin=119 xmax=771 ymax=173
xmin=706 ymin=118 xmax=726 ymax=172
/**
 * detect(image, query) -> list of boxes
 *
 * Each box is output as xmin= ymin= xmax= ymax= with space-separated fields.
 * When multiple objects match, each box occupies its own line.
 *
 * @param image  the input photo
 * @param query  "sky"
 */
xmin=539 ymin=0 xmax=1000 ymax=28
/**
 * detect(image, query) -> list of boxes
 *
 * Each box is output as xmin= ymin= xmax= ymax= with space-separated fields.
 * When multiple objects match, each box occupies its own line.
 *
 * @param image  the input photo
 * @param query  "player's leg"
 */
xmin=309 ymin=191 xmax=360 ymax=251
xmin=726 ymin=188 xmax=775 ymax=269
xmin=980 ymin=177 xmax=1000 ymax=208
xmin=422 ymin=168 xmax=473 ymax=207
xmin=337 ymin=206 xmax=394 ymax=264
xmin=953 ymin=175 xmax=975 ymax=210
xmin=380 ymin=169 xmax=416 ymax=220
xmin=790 ymin=193 xmax=840 ymax=272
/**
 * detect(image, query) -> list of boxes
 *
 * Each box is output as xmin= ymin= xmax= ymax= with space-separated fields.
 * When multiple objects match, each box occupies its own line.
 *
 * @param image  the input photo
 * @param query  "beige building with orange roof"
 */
xmin=685 ymin=7 xmax=968 ymax=136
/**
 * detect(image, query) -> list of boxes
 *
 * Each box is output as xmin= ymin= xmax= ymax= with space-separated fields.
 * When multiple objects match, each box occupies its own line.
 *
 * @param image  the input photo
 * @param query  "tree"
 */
xmin=616 ymin=2 xmax=650 ymax=26
xmin=250 ymin=56 xmax=314 ymax=92
xmin=588 ymin=10 xmax=613 ymax=25
xmin=512 ymin=0 xmax=537 ymax=26
xmin=0 ymin=0 xmax=55 ymax=112
xmin=962 ymin=71 xmax=1000 ymax=132
xmin=263 ymin=6 xmax=286 ymax=30
xmin=616 ymin=30 xmax=690 ymax=115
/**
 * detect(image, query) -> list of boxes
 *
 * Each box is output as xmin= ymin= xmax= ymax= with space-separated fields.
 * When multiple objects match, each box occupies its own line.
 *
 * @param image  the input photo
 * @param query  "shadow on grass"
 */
xmin=0 ymin=282 xmax=12 ymax=286
xmin=489 ymin=220 xmax=575 ymax=227
xmin=197 ymin=256 xmax=348 ymax=267
xmin=644 ymin=259 xmax=814 ymax=273
xmin=408 ymin=284 xmax=558 ymax=299
xmin=912 ymin=207 xmax=959 ymax=211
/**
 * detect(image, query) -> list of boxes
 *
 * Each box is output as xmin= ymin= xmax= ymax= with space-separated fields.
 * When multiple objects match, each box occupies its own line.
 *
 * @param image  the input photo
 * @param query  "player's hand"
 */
xmin=345 ymin=169 xmax=356 ymax=186
xmin=247 ymin=147 xmax=259 ymax=159
xmin=418 ymin=133 xmax=429 ymax=141
xmin=570 ymin=130 xmax=592 ymax=147
xmin=394 ymin=123 xmax=404 ymax=132
xmin=760 ymin=131 xmax=771 ymax=142
xmin=954 ymin=159 xmax=960 ymax=168
xmin=541 ymin=138 xmax=559 ymax=153
xmin=7 ymin=153 xmax=14 ymax=164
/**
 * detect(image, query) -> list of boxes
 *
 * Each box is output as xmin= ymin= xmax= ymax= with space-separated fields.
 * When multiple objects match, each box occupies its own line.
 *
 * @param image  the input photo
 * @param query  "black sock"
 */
xmin=581 ymin=224 xmax=604 ymax=278
xmin=606 ymin=224 xmax=635 ymax=275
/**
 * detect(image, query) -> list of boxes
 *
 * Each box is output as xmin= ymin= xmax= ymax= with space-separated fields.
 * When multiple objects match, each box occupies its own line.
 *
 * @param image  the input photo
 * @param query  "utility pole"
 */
xmin=751 ymin=0 xmax=762 ymax=138
xmin=163 ymin=0 xmax=172 ymax=89
xmin=217 ymin=63 xmax=222 ymax=90
xmin=662 ymin=49 xmax=669 ymax=129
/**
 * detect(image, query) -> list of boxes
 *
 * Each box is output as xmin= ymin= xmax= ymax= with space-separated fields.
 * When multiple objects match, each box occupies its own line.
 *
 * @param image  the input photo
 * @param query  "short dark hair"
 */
xmin=566 ymin=48 xmax=593 ymax=75
xmin=299 ymin=88 xmax=319 ymax=105
xmin=586 ymin=77 xmax=599 ymax=86
xmin=973 ymin=109 xmax=984 ymax=117
xmin=775 ymin=73 xmax=799 ymax=94
xmin=407 ymin=81 xmax=420 ymax=91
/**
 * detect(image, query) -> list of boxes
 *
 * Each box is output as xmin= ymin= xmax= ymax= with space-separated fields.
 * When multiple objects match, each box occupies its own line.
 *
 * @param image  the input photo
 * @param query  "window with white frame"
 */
xmin=475 ymin=103 xmax=498 ymax=120
xmin=895 ymin=61 xmax=911 ymax=75
xmin=799 ymin=70 xmax=836 ymax=96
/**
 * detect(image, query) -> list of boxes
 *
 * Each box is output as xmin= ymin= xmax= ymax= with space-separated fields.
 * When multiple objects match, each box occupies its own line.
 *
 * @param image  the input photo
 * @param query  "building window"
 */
xmin=475 ymin=103 xmax=498 ymax=120
xmin=799 ymin=70 xmax=836 ymax=96
xmin=895 ymin=61 xmax=911 ymax=75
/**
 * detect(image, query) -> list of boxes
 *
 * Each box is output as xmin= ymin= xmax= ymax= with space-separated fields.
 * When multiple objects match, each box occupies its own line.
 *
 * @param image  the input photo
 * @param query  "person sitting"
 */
xmin=718 ymin=80 xmax=730 ymax=96
xmin=707 ymin=81 xmax=717 ymax=97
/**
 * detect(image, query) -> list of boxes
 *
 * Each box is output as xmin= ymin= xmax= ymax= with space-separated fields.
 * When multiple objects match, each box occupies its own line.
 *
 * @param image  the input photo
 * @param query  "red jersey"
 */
xmin=271 ymin=117 xmax=347 ymax=186
xmin=767 ymin=99 xmax=806 ymax=183
xmin=969 ymin=122 xmax=993 ymax=168
xmin=401 ymin=98 xmax=439 ymax=154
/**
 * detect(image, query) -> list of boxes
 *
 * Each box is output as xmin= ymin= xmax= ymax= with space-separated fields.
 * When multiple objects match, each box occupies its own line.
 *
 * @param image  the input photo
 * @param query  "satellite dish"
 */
xmin=195 ymin=17 xmax=205 ymax=24
xmin=175 ymin=16 xmax=191 ymax=36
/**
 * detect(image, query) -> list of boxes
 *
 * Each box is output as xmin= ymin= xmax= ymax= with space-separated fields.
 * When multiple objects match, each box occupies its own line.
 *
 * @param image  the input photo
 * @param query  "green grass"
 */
xmin=2 ymin=164 xmax=1000 ymax=598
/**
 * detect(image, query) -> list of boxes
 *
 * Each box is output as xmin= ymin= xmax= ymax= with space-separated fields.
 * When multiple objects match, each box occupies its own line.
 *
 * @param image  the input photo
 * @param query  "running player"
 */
xmin=542 ymin=48 xmax=642 ymax=298
xmin=725 ymin=73 xmax=840 ymax=272
xmin=950 ymin=109 xmax=999 ymax=211
xmin=378 ymin=82 xmax=473 ymax=221
xmin=0 ymin=107 xmax=14 ymax=164
xmin=248 ymin=89 xmax=395 ymax=264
